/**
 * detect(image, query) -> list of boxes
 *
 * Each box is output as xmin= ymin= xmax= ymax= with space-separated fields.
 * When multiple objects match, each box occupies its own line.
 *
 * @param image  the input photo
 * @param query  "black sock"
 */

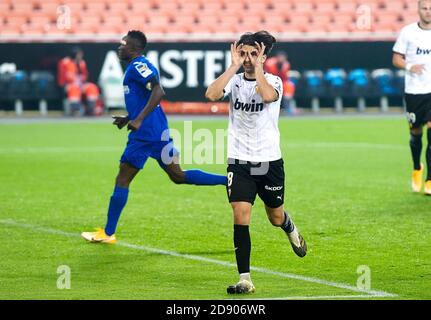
xmin=280 ymin=211 xmax=294 ymax=233
xmin=410 ymin=132 xmax=423 ymax=170
xmin=233 ymin=225 xmax=251 ymax=274
xmin=427 ymin=129 xmax=431 ymax=181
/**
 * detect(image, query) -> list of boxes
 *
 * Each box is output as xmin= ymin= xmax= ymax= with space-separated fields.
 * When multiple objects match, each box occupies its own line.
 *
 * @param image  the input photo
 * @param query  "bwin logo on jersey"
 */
xmin=417 ymin=47 xmax=431 ymax=55
xmin=234 ymin=98 xmax=264 ymax=112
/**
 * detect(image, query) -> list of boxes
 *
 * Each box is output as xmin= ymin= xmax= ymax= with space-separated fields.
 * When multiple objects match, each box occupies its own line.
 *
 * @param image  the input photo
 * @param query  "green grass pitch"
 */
xmin=0 ymin=116 xmax=430 ymax=300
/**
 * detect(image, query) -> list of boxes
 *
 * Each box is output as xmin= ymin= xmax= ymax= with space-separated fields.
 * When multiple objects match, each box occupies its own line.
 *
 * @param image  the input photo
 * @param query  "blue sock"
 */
xmin=104 ymin=186 xmax=129 ymax=236
xmin=184 ymin=170 xmax=227 ymax=186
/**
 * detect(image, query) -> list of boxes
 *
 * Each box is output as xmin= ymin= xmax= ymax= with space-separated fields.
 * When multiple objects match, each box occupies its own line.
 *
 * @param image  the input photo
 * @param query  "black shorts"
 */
xmin=405 ymin=93 xmax=431 ymax=129
xmin=226 ymin=158 xmax=285 ymax=208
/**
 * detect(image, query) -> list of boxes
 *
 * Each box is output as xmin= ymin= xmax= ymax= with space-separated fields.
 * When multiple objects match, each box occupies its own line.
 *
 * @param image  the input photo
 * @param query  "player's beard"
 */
xmin=419 ymin=11 xmax=431 ymax=25
xmin=243 ymin=64 xmax=255 ymax=76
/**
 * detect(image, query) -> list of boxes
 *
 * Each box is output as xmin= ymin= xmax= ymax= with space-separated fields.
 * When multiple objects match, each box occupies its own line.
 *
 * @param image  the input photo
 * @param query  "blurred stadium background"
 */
xmin=0 ymin=0 xmax=416 ymax=116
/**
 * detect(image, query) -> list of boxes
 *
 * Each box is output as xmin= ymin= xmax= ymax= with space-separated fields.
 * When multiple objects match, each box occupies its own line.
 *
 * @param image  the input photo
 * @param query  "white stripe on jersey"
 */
xmin=224 ymin=73 xmax=283 ymax=162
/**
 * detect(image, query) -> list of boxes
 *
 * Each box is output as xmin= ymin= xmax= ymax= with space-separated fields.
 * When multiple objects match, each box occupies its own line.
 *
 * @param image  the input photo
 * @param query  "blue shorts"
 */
xmin=120 ymin=138 xmax=179 ymax=170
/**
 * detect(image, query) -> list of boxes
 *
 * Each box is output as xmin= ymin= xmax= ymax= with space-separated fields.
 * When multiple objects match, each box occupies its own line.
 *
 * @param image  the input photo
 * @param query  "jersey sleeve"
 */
xmin=268 ymin=75 xmax=283 ymax=101
xmin=393 ymin=28 xmax=408 ymax=55
xmin=223 ymin=76 xmax=234 ymax=98
xmin=131 ymin=61 xmax=159 ymax=86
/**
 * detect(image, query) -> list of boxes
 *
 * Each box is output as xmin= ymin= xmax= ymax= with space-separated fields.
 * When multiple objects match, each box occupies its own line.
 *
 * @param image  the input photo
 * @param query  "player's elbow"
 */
xmin=154 ymin=87 xmax=165 ymax=103
xmin=205 ymin=89 xmax=221 ymax=102
xmin=262 ymin=97 xmax=275 ymax=104
xmin=260 ymin=88 xmax=278 ymax=104
xmin=392 ymin=57 xmax=398 ymax=68
xmin=262 ymin=94 xmax=277 ymax=104
xmin=392 ymin=54 xmax=404 ymax=69
xmin=158 ymin=86 xmax=166 ymax=98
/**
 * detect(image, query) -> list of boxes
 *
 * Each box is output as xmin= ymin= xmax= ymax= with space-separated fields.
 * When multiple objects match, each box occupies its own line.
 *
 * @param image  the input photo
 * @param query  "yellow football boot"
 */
xmin=81 ymin=228 xmax=117 ymax=244
xmin=424 ymin=181 xmax=431 ymax=196
xmin=412 ymin=164 xmax=424 ymax=193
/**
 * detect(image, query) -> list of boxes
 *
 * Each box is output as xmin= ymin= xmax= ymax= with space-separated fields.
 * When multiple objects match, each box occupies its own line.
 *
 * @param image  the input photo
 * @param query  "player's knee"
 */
xmin=234 ymin=208 xmax=249 ymax=218
xmin=115 ymin=175 xmax=131 ymax=188
xmin=169 ymin=171 xmax=185 ymax=184
xmin=411 ymin=127 xmax=423 ymax=136
xmin=232 ymin=204 xmax=251 ymax=223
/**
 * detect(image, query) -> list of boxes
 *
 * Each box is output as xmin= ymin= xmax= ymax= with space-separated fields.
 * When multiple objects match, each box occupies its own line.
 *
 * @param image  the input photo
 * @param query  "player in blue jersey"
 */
xmin=81 ymin=30 xmax=227 ymax=244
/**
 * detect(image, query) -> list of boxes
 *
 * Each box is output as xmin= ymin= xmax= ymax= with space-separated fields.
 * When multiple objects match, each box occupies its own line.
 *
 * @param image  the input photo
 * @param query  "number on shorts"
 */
xmin=406 ymin=112 xmax=416 ymax=125
xmin=227 ymin=172 xmax=234 ymax=187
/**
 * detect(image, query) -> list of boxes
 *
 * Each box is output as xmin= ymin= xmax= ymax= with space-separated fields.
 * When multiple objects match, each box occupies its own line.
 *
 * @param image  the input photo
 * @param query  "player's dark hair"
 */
xmin=237 ymin=30 xmax=276 ymax=55
xmin=127 ymin=30 xmax=147 ymax=52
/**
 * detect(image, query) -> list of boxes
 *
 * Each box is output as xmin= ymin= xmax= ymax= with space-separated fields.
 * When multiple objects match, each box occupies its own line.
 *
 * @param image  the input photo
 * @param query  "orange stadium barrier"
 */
xmin=161 ymin=101 xmax=229 ymax=115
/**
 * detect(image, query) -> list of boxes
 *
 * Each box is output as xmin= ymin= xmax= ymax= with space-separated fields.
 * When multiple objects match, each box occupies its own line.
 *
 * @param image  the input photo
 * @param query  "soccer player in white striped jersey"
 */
xmin=393 ymin=0 xmax=431 ymax=195
xmin=206 ymin=31 xmax=307 ymax=294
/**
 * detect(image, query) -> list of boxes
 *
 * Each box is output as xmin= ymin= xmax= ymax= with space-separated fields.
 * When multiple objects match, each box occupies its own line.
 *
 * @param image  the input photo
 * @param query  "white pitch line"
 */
xmin=287 ymin=142 xmax=406 ymax=150
xmin=0 ymin=219 xmax=397 ymax=298
xmin=0 ymin=146 xmax=121 ymax=154
xmin=242 ymin=294 xmax=384 ymax=300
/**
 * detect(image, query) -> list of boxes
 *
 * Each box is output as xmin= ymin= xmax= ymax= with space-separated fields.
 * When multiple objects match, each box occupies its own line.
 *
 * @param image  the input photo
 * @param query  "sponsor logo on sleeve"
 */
xmin=134 ymin=62 xmax=153 ymax=78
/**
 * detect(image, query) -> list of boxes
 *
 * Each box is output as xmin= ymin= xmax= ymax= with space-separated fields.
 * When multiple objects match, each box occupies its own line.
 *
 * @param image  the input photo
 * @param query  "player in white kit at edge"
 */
xmin=393 ymin=0 xmax=431 ymax=195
